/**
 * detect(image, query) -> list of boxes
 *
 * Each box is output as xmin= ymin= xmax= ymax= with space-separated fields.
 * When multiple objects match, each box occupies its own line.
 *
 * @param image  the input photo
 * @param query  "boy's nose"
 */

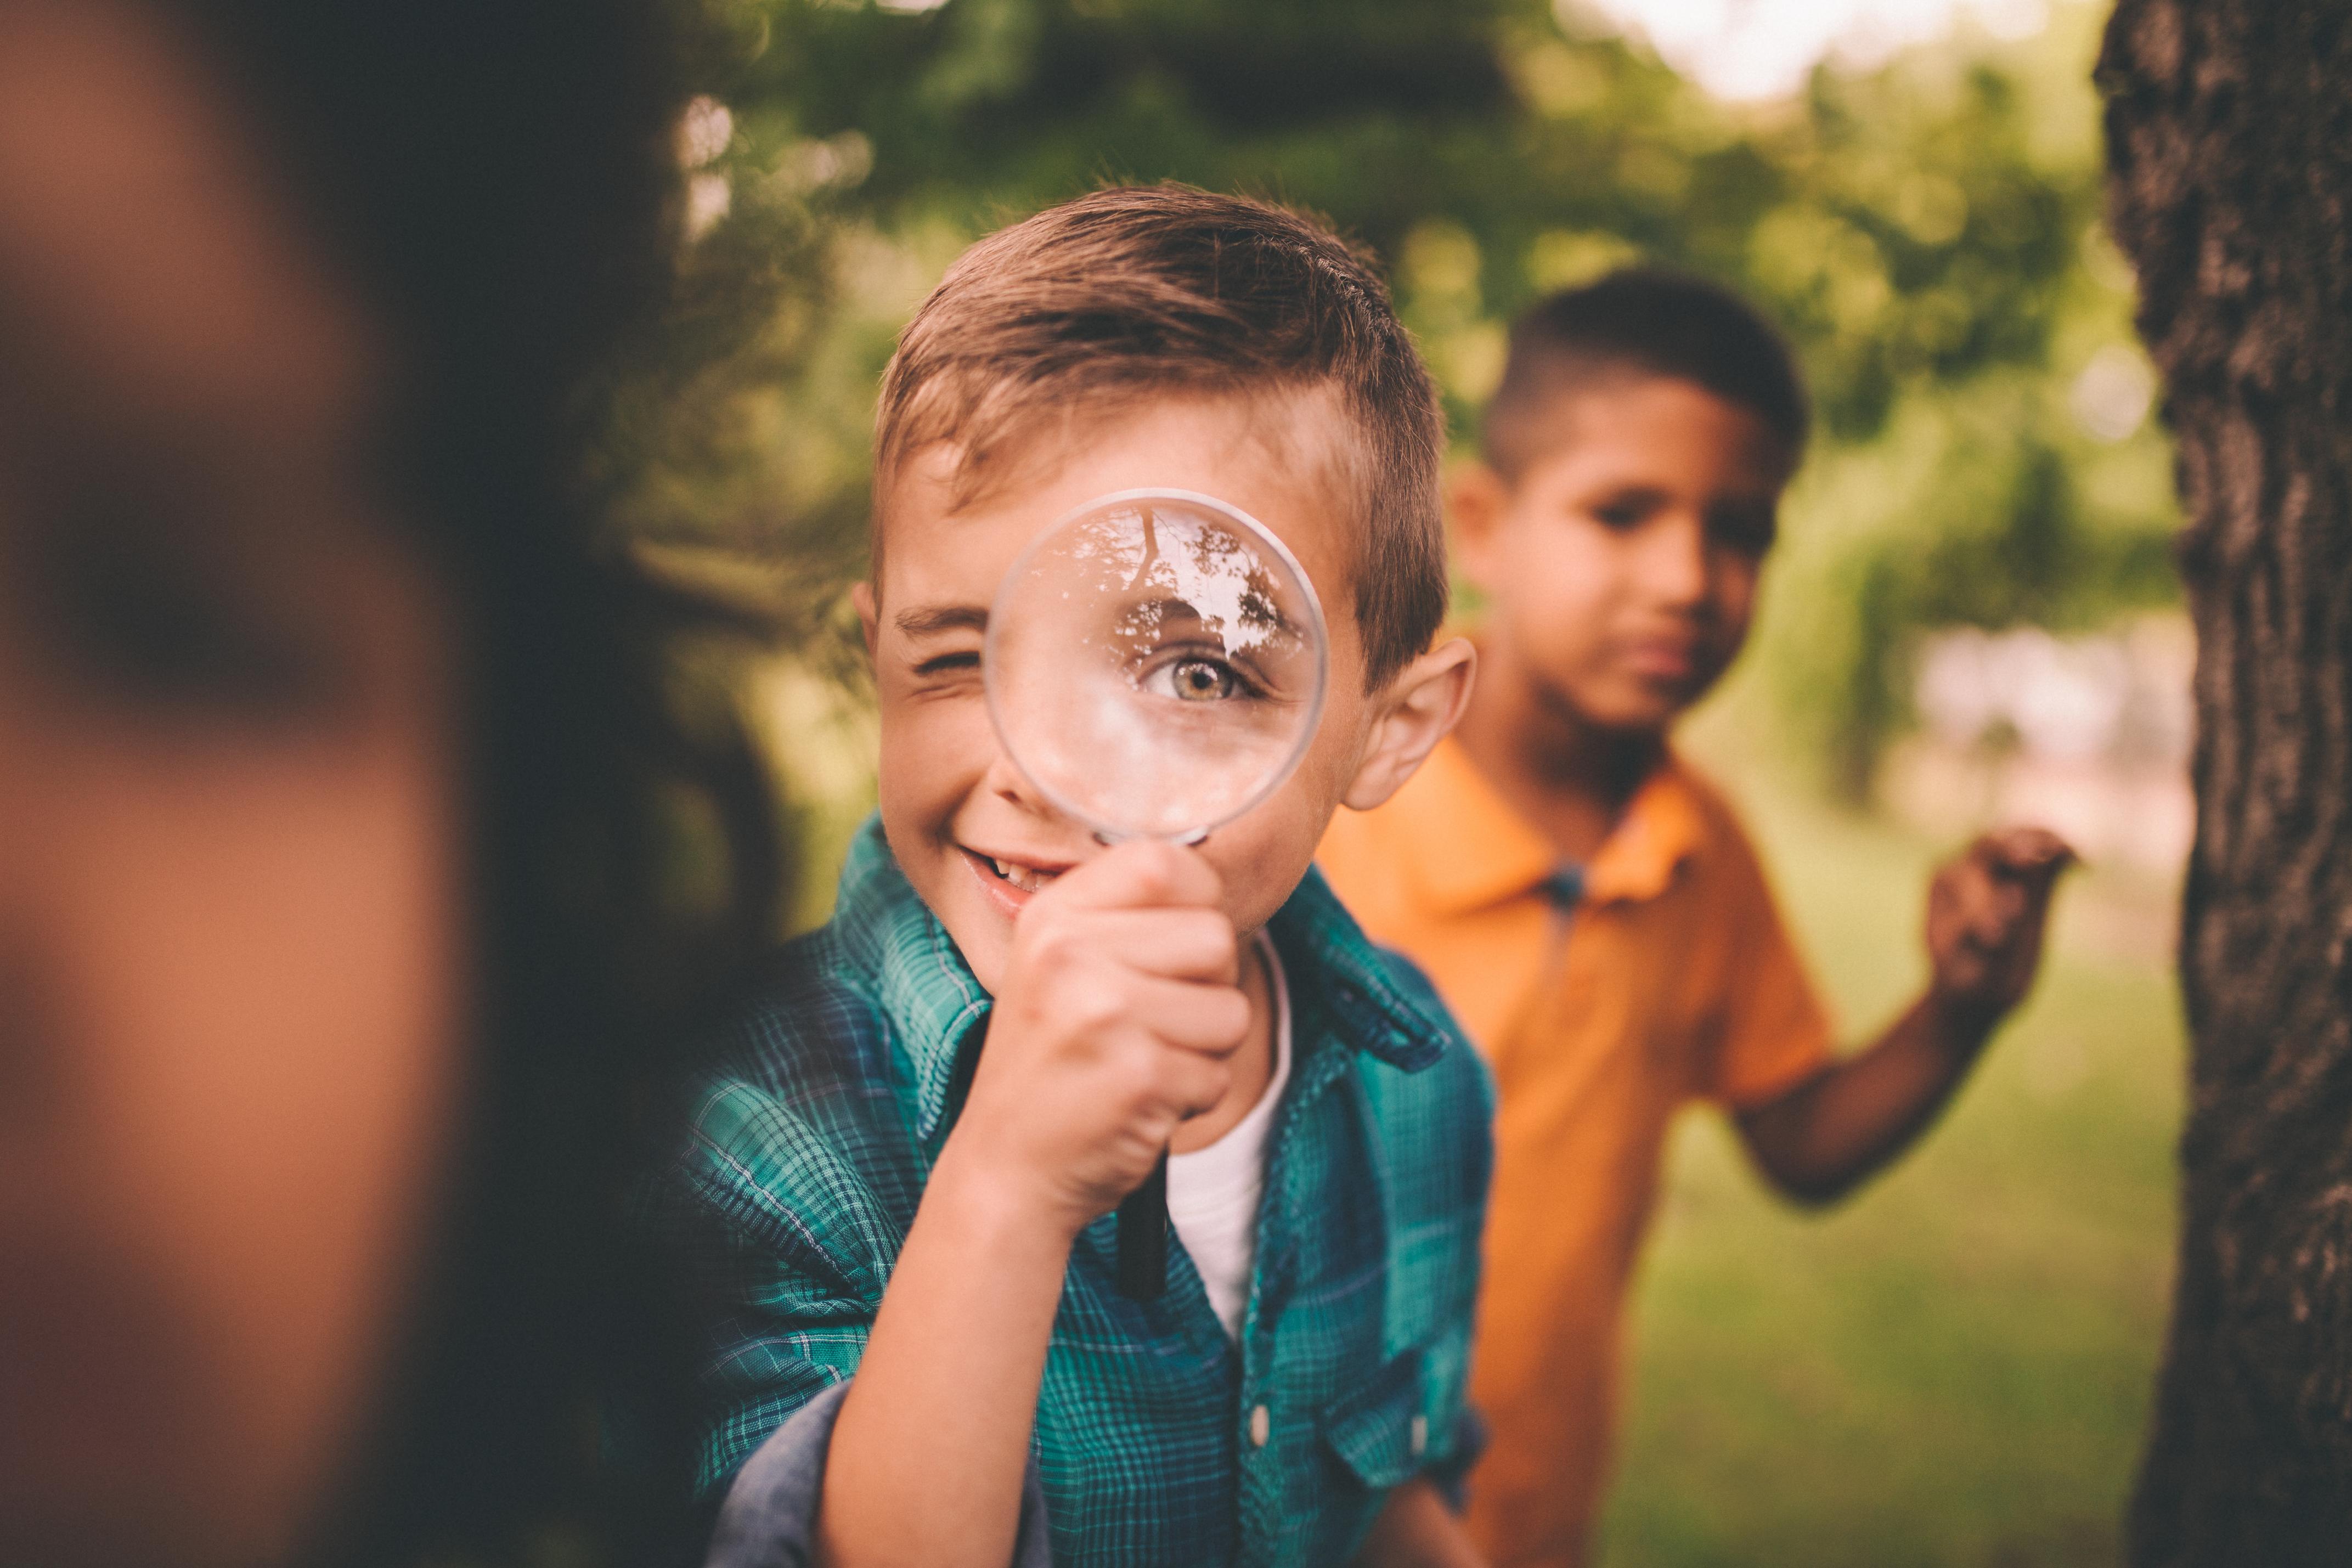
xmin=1636 ymin=512 xmax=1711 ymax=609
xmin=980 ymin=747 xmax=1063 ymax=822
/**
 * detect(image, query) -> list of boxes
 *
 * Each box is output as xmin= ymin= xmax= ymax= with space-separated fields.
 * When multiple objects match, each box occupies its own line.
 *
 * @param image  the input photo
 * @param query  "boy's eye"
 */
xmin=911 ymin=650 xmax=980 ymax=679
xmin=1587 ymin=494 xmax=1660 ymax=531
xmin=1709 ymin=505 xmax=1778 ymax=557
xmin=1137 ymin=652 xmax=1257 ymax=703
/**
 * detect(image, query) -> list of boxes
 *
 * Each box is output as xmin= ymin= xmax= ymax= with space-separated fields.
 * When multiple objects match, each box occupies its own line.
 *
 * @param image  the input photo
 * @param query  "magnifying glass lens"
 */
xmin=986 ymin=492 xmax=1329 ymax=844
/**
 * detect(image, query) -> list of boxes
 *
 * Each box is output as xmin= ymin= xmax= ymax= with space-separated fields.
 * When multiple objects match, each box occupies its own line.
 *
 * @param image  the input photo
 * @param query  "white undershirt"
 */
xmin=1166 ymin=931 xmax=1293 ymax=1341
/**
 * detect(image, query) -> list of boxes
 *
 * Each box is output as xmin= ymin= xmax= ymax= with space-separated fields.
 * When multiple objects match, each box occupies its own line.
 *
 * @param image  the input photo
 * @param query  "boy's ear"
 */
xmin=1449 ymin=462 xmax=1509 ymax=591
xmin=851 ymin=579 xmax=880 ymax=659
xmin=1344 ymin=638 xmax=1477 ymax=813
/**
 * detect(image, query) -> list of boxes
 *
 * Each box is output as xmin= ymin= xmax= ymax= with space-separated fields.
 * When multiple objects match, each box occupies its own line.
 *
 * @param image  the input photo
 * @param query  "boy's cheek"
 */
xmin=872 ymin=717 xmax=971 ymax=882
xmin=875 ymin=689 xmax=988 ymax=804
xmin=1206 ymin=782 xmax=1330 ymax=932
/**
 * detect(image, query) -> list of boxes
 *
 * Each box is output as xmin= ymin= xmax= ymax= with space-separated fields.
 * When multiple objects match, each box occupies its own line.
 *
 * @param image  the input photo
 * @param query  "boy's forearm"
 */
xmin=816 ymin=1145 xmax=1076 ymax=1568
xmin=1350 ymin=1478 xmax=1487 ymax=1568
xmin=1734 ymin=994 xmax=1994 ymax=1204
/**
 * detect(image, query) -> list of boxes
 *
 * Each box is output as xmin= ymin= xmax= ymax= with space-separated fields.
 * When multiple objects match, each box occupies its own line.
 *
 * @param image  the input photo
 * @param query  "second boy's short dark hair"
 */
xmin=1484 ymin=268 xmax=1809 ymax=477
xmin=876 ymin=184 xmax=1448 ymax=692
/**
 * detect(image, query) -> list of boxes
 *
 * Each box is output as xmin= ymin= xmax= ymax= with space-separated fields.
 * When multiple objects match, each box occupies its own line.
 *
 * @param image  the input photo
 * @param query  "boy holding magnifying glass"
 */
xmin=648 ymin=186 xmax=1492 ymax=1566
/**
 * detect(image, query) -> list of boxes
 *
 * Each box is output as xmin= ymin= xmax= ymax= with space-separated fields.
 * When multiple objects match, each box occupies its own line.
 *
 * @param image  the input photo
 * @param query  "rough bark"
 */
xmin=2100 ymin=3 xmax=2352 ymax=1561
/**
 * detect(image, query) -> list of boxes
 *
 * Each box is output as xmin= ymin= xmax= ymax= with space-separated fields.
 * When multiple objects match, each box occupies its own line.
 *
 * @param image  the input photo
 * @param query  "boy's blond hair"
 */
xmin=876 ymin=184 xmax=1447 ymax=690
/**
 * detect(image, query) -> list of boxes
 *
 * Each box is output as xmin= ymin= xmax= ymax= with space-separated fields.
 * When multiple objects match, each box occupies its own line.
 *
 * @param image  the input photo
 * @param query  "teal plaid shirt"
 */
xmin=647 ymin=818 xmax=1492 ymax=1566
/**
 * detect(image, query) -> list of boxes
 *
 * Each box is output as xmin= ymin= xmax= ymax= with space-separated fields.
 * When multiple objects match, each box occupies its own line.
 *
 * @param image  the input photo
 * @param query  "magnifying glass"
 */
xmin=985 ymin=488 xmax=1330 ymax=1299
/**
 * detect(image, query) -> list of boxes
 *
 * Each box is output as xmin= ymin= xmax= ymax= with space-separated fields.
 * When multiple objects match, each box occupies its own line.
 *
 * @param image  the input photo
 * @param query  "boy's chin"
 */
xmin=1572 ymin=691 xmax=1682 ymax=738
xmin=1620 ymin=697 xmax=1693 ymax=734
xmin=1597 ymin=672 xmax=1720 ymax=733
xmin=927 ymin=875 xmax=1014 ymax=994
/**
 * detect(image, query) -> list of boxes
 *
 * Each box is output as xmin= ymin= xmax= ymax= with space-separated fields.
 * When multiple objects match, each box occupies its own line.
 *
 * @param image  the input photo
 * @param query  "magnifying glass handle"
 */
xmin=1115 ymin=1153 xmax=1170 ymax=1300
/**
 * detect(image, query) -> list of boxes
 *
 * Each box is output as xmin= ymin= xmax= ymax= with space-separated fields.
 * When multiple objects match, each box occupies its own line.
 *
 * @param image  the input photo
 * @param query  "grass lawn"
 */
xmin=1598 ymin=748 xmax=2184 ymax=1567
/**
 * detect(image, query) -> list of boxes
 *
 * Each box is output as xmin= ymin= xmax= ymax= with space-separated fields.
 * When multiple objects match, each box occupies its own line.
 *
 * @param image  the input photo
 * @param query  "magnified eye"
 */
xmin=1139 ymin=652 xmax=1255 ymax=702
xmin=1172 ymin=657 xmax=1235 ymax=701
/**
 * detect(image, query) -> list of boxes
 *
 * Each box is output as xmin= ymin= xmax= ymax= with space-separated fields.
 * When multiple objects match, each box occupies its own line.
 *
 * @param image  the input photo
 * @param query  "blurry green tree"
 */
xmin=636 ymin=0 xmax=2180 ymax=803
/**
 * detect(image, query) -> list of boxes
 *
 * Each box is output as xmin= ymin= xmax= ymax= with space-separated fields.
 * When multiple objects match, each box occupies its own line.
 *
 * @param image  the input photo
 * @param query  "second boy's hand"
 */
xmin=1735 ymin=827 xmax=2077 ymax=1205
xmin=1924 ymin=826 xmax=2076 ymax=1029
xmin=816 ymin=839 xmax=1249 ymax=1568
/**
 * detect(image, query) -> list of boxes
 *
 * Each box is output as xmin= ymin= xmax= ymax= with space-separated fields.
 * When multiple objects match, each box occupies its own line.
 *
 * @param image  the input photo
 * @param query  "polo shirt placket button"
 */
xmin=1248 ymin=1403 xmax=1271 ymax=1448
xmin=1408 ymin=1413 xmax=1428 ymax=1459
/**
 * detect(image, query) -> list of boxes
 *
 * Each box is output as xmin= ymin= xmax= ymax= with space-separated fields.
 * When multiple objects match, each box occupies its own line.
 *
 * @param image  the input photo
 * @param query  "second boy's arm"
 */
xmin=816 ymin=842 xmax=1249 ymax=1568
xmin=1734 ymin=827 xmax=2073 ymax=1205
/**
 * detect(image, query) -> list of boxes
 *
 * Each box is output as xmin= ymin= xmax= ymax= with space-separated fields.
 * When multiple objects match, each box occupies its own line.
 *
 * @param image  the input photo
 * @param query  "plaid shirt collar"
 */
xmin=830 ymin=819 xmax=1445 ymax=1144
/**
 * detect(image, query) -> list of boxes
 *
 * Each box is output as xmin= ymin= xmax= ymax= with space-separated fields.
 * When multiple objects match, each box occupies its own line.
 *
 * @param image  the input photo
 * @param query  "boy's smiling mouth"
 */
xmin=959 ymin=845 xmax=1073 ymax=913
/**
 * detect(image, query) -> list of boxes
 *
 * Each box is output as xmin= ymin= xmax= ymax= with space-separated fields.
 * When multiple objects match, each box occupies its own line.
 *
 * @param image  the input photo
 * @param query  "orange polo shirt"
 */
xmin=1318 ymin=737 xmax=1833 ymax=1568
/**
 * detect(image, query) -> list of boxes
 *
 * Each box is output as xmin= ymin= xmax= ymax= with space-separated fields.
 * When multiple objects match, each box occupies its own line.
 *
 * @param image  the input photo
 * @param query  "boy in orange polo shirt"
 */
xmin=1318 ymin=269 xmax=2074 ymax=1568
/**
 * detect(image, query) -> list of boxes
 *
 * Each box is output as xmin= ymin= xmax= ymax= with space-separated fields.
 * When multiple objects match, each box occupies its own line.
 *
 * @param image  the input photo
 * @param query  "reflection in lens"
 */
xmin=986 ymin=490 xmax=1328 ymax=842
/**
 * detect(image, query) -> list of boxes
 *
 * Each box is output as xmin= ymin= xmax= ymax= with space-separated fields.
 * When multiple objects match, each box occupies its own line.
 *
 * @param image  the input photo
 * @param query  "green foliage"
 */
xmin=654 ymin=0 xmax=2180 ymax=799
xmin=1778 ymin=375 xmax=2182 ymax=798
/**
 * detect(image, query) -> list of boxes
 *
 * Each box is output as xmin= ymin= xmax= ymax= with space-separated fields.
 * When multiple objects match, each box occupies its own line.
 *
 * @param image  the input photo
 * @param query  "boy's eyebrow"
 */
xmin=894 ymin=604 xmax=989 ymax=637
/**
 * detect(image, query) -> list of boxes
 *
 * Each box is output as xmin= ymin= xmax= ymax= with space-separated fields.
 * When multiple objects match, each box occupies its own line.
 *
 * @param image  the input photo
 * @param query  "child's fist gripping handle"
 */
xmin=955 ymin=839 xmax=1246 ymax=1297
xmin=1116 ymin=1157 xmax=1170 ymax=1298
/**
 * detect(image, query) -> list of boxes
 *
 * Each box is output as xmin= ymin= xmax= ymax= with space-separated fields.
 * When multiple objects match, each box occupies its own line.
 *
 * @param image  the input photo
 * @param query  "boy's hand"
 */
xmin=1924 ymin=826 xmax=2077 ymax=1032
xmin=944 ymin=839 xmax=1249 ymax=1239
xmin=1739 ymin=826 xmax=2079 ymax=1204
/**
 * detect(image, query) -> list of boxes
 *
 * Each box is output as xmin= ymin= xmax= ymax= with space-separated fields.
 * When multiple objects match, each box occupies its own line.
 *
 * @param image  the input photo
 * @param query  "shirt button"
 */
xmin=1408 ymin=1413 xmax=1428 ymax=1458
xmin=1248 ymin=1403 xmax=1271 ymax=1448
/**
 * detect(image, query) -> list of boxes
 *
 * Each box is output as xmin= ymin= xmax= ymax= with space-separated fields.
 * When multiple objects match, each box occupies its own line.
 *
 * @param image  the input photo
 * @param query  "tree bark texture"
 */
xmin=2101 ymin=3 xmax=2352 ymax=1561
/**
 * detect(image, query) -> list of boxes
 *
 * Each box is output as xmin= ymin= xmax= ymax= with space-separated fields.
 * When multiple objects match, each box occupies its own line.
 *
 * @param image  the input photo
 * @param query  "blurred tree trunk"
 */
xmin=2101 ymin=3 xmax=2352 ymax=1561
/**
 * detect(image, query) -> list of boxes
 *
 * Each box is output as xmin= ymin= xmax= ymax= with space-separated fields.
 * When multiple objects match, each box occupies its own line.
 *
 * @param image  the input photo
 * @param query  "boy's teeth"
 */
xmin=986 ymin=855 xmax=1052 ymax=893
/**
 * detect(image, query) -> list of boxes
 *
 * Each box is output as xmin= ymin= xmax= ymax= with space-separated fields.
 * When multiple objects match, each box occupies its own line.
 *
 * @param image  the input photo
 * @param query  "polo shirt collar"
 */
xmin=1397 ymin=735 xmax=1704 ymax=911
xmin=1584 ymin=758 xmax=1705 ymax=904
xmin=1395 ymin=736 xmax=1558 ymax=915
xmin=830 ymin=819 xmax=1450 ymax=1146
